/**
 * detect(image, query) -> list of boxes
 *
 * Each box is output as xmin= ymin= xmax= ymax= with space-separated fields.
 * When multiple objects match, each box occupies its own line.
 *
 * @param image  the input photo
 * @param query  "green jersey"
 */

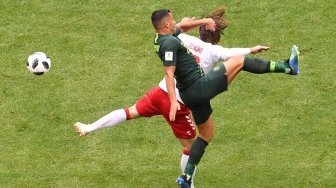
xmin=154 ymin=28 xmax=204 ymax=90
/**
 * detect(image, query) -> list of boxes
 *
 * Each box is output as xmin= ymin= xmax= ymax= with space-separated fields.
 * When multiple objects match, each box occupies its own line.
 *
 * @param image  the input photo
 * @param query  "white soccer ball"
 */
xmin=27 ymin=52 xmax=51 ymax=75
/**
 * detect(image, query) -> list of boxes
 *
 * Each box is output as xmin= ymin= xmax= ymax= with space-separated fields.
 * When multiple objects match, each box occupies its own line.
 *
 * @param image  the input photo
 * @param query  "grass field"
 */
xmin=1 ymin=0 xmax=335 ymax=187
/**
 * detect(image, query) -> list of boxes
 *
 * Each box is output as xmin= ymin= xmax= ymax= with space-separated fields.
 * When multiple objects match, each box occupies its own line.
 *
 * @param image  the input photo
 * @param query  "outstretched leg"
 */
xmin=75 ymin=105 xmax=140 ymax=136
xmin=224 ymin=45 xmax=300 ymax=84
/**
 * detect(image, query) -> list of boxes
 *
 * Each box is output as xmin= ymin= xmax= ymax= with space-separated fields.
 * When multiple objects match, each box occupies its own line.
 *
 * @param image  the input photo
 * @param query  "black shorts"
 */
xmin=180 ymin=63 xmax=228 ymax=124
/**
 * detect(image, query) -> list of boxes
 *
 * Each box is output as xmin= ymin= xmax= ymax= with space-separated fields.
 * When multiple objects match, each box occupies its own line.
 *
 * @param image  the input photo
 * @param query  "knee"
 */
xmin=198 ymin=128 xmax=214 ymax=143
xmin=199 ymin=133 xmax=214 ymax=143
xmin=197 ymin=118 xmax=215 ymax=143
xmin=224 ymin=56 xmax=245 ymax=71
xmin=128 ymin=105 xmax=140 ymax=119
xmin=231 ymin=55 xmax=245 ymax=62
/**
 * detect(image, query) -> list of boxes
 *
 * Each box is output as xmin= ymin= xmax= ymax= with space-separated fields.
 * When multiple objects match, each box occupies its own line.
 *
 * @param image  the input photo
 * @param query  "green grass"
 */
xmin=1 ymin=0 xmax=335 ymax=187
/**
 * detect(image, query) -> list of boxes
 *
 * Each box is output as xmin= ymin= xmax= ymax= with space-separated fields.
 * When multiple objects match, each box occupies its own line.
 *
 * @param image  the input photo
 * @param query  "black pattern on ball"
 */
xmin=42 ymin=61 xmax=50 ymax=69
xmin=32 ymin=58 xmax=39 ymax=69
xmin=33 ymin=72 xmax=45 ymax=75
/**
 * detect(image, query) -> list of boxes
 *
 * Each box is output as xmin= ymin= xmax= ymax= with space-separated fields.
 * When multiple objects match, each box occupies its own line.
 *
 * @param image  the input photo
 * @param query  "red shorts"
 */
xmin=135 ymin=86 xmax=196 ymax=139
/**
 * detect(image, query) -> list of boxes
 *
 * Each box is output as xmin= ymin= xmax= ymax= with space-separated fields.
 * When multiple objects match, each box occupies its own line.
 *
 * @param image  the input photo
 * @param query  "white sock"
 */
xmin=180 ymin=153 xmax=196 ymax=188
xmin=83 ymin=109 xmax=127 ymax=133
xmin=180 ymin=153 xmax=189 ymax=174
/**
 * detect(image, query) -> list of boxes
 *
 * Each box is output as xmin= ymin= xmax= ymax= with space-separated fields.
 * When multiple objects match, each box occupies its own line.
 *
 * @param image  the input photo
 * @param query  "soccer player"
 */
xmin=151 ymin=9 xmax=299 ymax=187
xmin=76 ymin=8 xmax=271 ymax=187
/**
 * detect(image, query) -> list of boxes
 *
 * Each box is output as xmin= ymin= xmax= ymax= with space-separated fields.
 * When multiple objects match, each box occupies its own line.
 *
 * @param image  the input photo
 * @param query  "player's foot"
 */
xmin=176 ymin=175 xmax=191 ymax=188
xmin=74 ymin=122 xmax=88 ymax=136
xmin=288 ymin=45 xmax=300 ymax=75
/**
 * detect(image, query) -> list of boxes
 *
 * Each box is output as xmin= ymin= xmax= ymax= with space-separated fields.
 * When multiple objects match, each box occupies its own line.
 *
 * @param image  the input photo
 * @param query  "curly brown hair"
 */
xmin=199 ymin=7 xmax=228 ymax=45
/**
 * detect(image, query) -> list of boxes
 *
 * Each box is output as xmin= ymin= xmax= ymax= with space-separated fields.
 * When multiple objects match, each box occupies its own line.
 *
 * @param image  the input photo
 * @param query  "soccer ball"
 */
xmin=27 ymin=52 xmax=51 ymax=75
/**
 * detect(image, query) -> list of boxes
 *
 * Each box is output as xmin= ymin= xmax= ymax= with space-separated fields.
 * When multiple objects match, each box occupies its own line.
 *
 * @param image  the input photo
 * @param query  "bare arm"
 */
xmin=176 ymin=17 xmax=215 ymax=33
xmin=164 ymin=66 xmax=180 ymax=121
xmin=211 ymin=45 xmax=269 ymax=62
xmin=250 ymin=45 xmax=270 ymax=54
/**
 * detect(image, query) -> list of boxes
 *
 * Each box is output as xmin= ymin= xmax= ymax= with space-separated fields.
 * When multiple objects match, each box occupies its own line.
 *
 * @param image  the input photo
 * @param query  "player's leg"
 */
xmin=177 ymin=115 xmax=215 ymax=188
xmin=74 ymin=105 xmax=140 ymax=136
xmin=224 ymin=45 xmax=300 ymax=84
xmin=159 ymin=91 xmax=199 ymax=188
xmin=242 ymin=45 xmax=300 ymax=75
xmin=177 ymin=138 xmax=196 ymax=188
xmin=222 ymin=56 xmax=244 ymax=84
xmin=75 ymin=87 xmax=163 ymax=136
xmin=177 ymin=139 xmax=194 ymax=170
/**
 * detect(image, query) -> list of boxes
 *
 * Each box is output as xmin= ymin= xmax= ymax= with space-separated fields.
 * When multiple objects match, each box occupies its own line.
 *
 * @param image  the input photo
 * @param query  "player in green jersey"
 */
xmin=151 ymin=9 xmax=299 ymax=188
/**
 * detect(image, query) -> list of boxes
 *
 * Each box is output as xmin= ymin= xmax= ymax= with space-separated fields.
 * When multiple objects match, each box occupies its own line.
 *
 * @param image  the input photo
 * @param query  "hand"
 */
xmin=250 ymin=45 xmax=270 ymax=54
xmin=205 ymin=18 xmax=216 ymax=31
xmin=169 ymin=101 xmax=181 ymax=121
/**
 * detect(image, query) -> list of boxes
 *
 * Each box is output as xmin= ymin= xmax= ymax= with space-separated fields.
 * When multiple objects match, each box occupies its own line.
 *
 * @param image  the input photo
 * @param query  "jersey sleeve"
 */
xmin=161 ymin=37 xmax=180 ymax=66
